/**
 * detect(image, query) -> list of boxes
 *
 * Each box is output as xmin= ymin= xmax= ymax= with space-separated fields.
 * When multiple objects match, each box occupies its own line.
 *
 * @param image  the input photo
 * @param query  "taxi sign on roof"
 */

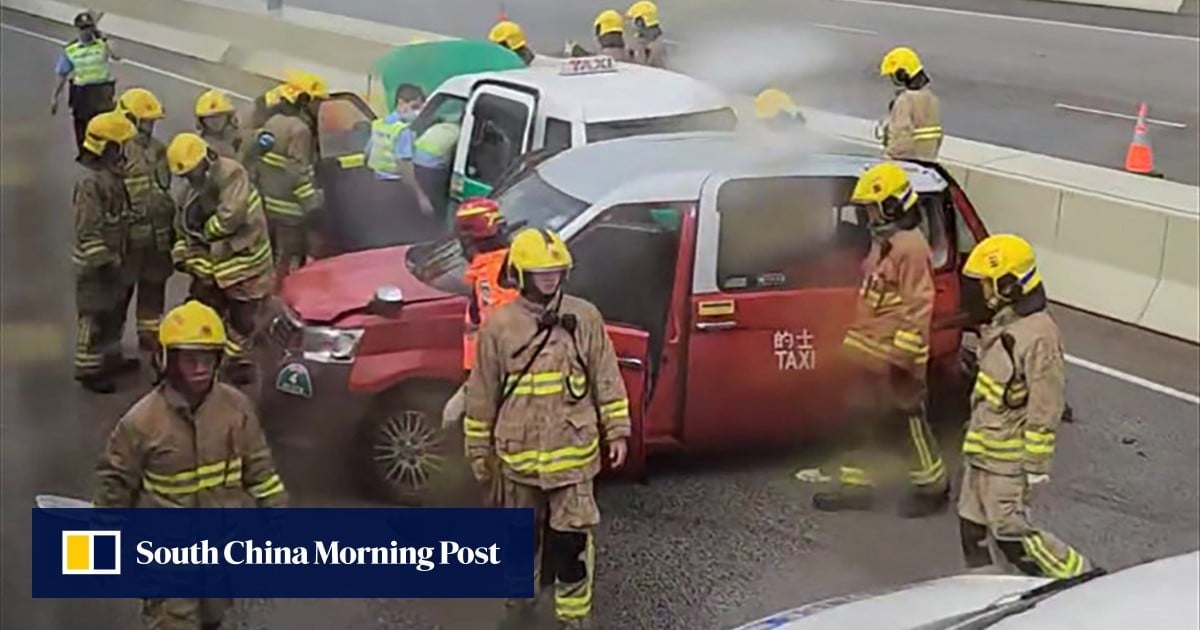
xmin=559 ymin=55 xmax=617 ymax=76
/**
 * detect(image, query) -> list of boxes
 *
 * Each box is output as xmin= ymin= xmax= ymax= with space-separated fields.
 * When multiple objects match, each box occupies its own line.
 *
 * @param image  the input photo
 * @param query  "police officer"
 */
xmin=167 ymin=132 xmax=275 ymax=385
xmin=442 ymin=198 xmax=519 ymax=429
xmin=95 ymin=300 xmax=288 ymax=630
xmin=195 ymin=89 xmax=244 ymax=161
xmin=957 ymin=234 xmax=1093 ymax=579
xmin=73 ymin=110 xmax=140 ymax=394
xmin=878 ymin=47 xmax=943 ymax=161
xmin=625 ymin=1 xmax=667 ymax=68
xmin=812 ymin=162 xmax=948 ymax=517
xmin=116 ymin=88 xmax=175 ymax=356
xmin=489 ymin=20 xmax=536 ymax=66
xmin=249 ymin=72 xmax=327 ymax=278
xmin=566 ymin=10 xmax=631 ymax=61
xmin=364 ymin=83 xmax=436 ymax=217
xmin=464 ymin=227 xmax=630 ymax=630
xmin=51 ymin=11 xmax=120 ymax=158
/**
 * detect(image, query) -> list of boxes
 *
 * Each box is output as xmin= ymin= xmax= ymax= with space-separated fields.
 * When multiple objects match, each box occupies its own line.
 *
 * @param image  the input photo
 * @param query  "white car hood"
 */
xmin=734 ymin=574 xmax=1049 ymax=630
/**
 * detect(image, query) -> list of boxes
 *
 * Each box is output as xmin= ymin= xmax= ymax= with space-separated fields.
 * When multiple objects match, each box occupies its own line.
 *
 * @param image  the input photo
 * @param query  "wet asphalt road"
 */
xmin=1 ymin=10 xmax=1198 ymax=629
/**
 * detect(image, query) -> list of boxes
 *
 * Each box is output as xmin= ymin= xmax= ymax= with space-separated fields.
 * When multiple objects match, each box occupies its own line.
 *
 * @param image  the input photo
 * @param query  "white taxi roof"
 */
xmin=436 ymin=59 xmax=733 ymax=123
xmin=535 ymin=131 xmax=949 ymax=205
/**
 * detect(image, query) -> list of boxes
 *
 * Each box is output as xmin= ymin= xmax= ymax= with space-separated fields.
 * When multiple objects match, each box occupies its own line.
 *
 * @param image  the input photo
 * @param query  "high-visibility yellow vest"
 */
xmin=65 ymin=40 xmax=111 ymax=85
xmin=366 ymin=118 xmax=407 ymax=175
xmin=413 ymin=122 xmax=461 ymax=168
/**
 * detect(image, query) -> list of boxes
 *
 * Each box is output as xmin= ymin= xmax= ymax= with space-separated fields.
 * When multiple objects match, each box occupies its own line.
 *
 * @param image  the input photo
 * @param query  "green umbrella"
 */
xmin=373 ymin=39 xmax=526 ymax=109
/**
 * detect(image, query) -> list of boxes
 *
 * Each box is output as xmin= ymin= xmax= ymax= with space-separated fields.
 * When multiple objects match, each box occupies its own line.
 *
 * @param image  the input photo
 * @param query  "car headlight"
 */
xmin=300 ymin=326 xmax=365 ymax=363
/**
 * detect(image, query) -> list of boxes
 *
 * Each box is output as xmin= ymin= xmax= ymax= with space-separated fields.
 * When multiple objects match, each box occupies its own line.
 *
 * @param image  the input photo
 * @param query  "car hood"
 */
xmin=733 ymin=573 xmax=1050 ymax=630
xmin=280 ymin=245 xmax=454 ymax=324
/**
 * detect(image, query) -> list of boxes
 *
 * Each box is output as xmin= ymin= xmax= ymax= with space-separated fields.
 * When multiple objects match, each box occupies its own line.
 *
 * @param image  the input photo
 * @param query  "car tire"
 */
xmin=354 ymin=382 xmax=471 ymax=506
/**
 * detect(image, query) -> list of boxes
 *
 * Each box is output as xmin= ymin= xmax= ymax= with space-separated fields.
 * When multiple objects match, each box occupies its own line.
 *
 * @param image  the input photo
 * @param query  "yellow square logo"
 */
xmin=61 ymin=531 xmax=121 ymax=575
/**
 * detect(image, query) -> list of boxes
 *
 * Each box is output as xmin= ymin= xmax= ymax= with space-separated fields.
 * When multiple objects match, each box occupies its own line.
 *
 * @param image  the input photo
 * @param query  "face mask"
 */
xmin=79 ymin=28 xmax=95 ymax=43
xmin=398 ymin=111 xmax=418 ymax=123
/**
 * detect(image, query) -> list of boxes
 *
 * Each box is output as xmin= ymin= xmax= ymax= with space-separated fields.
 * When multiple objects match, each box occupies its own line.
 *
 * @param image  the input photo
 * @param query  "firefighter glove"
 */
xmin=470 ymin=457 xmax=491 ymax=484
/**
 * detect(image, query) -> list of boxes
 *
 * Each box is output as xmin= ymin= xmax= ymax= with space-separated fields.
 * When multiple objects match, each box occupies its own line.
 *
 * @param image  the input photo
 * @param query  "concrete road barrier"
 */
xmin=1044 ymin=0 xmax=1185 ymax=13
xmin=5 ymin=0 xmax=1198 ymax=342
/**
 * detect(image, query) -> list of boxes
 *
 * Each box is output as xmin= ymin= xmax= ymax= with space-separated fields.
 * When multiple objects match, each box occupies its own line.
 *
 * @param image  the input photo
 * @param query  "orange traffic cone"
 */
xmin=1124 ymin=102 xmax=1159 ymax=177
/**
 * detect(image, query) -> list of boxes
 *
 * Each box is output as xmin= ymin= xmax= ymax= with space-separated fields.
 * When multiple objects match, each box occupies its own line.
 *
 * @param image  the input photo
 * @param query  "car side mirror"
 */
xmin=368 ymin=285 xmax=405 ymax=317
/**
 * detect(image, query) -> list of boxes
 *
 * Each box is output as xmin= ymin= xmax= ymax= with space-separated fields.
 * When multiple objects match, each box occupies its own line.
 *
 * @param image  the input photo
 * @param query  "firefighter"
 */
xmin=625 ymin=1 xmax=667 ymax=68
xmin=167 ymin=132 xmax=275 ymax=386
xmin=957 ymin=234 xmax=1093 ymax=578
xmin=489 ymin=20 xmax=536 ymax=66
xmin=116 ymin=88 xmax=175 ymax=357
xmin=878 ymin=46 xmax=942 ymax=161
xmin=249 ymin=71 xmax=327 ymax=278
xmin=194 ymin=89 xmax=243 ymax=161
xmin=441 ymin=198 xmax=520 ymax=429
xmin=51 ymin=11 xmax=120 ymax=159
xmin=463 ymin=227 xmax=630 ymax=629
xmin=248 ymin=84 xmax=286 ymax=131
xmin=812 ymin=162 xmax=948 ymax=517
xmin=565 ymin=10 xmax=630 ymax=61
xmin=754 ymin=88 xmax=806 ymax=128
xmin=73 ymin=110 xmax=139 ymax=394
xmin=94 ymin=299 xmax=288 ymax=630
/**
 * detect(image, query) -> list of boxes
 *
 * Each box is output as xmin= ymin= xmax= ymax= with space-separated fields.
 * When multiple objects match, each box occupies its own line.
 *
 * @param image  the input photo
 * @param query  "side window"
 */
xmin=411 ymin=94 xmax=467 ymax=136
xmin=466 ymin=94 xmax=530 ymax=187
xmin=316 ymin=94 xmax=374 ymax=159
xmin=830 ymin=191 xmax=954 ymax=271
xmin=715 ymin=176 xmax=860 ymax=291
xmin=543 ymin=118 xmax=573 ymax=155
xmin=567 ymin=204 xmax=682 ymax=334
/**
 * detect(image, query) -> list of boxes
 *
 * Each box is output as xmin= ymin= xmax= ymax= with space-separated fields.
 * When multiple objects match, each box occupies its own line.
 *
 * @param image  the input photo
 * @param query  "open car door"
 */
xmin=313 ymin=91 xmax=378 ymax=255
xmin=451 ymin=84 xmax=538 ymax=205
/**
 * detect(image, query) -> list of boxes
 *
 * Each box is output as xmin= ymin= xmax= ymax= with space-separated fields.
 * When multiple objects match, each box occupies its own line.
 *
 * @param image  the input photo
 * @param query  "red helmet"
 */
xmin=454 ymin=197 xmax=505 ymax=240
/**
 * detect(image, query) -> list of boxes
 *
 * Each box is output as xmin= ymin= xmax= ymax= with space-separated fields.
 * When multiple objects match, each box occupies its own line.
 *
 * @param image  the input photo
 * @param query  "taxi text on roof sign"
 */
xmin=559 ymin=55 xmax=618 ymax=76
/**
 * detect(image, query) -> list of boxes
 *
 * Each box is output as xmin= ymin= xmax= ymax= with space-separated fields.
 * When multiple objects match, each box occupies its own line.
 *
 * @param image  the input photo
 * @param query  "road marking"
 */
xmin=1054 ymin=103 xmax=1189 ymax=129
xmin=0 ymin=22 xmax=252 ymax=101
xmin=828 ymin=0 xmax=1200 ymax=43
xmin=1065 ymin=354 xmax=1200 ymax=406
xmin=809 ymin=22 xmax=878 ymax=36
xmin=4 ymin=16 xmax=1199 ymax=407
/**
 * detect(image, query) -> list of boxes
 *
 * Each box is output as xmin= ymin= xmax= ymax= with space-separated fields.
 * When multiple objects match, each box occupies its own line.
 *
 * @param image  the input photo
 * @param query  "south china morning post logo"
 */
xmin=61 ymin=530 xmax=121 ymax=575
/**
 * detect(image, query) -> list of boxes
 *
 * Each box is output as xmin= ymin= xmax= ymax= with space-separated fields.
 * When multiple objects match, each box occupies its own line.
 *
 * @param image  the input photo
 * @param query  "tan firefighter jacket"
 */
xmin=463 ymin=295 xmax=632 ymax=489
xmin=200 ymin=126 xmax=243 ymax=163
xmin=963 ymin=307 xmax=1066 ymax=476
xmin=842 ymin=227 xmax=935 ymax=377
xmin=630 ymin=36 xmax=667 ymax=68
xmin=122 ymin=134 xmax=175 ymax=254
xmin=72 ymin=163 xmax=131 ymax=272
xmin=250 ymin=112 xmax=322 ymax=225
xmin=94 ymin=382 xmax=289 ymax=508
xmin=175 ymin=156 xmax=273 ymax=290
xmin=884 ymin=86 xmax=943 ymax=161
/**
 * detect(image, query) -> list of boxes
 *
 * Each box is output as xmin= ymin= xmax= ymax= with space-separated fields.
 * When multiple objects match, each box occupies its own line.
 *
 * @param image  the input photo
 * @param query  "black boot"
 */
xmin=812 ymin=487 xmax=874 ymax=512
xmin=898 ymin=487 xmax=949 ymax=519
xmin=959 ymin=518 xmax=992 ymax=568
xmin=104 ymin=354 xmax=142 ymax=375
xmin=77 ymin=375 xmax=117 ymax=394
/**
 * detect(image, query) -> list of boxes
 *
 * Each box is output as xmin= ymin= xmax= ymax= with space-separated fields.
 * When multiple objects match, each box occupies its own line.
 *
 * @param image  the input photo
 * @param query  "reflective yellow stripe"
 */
xmin=135 ymin=318 xmax=159 ymax=332
xmin=337 ymin=153 xmax=365 ymax=168
xmin=893 ymin=329 xmax=929 ymax=359
xmin=463 ymin=416 xmax=490 ymax=440
xmin=248 ymin=473 xmax=285 ymax=499
xmin=499 ymin=438 xmax=599 ymax=474
xmin=600 ymin=399 xmax=629 ymax=421
xmin=293 ymin=182 xmax=316 ymax=199
xmin=961 ymin=431 xmax=1023 ymax=460
xmin=212 ymin=241 xmax=272 ymax=282
xmin=142 ymin=459 xmax=243 ymax=496
xmin=556 ymin=591 xmax=592 ymax=618
xmin=505 ymin=371 xmax=566 ymax=396
xmin=1023 ymin=534 xmax=1084 ymax=579
xmin=863 ymin=289 xmax=904 ymax=307
xmin=260 ymin=152 xmax=288 ymax=168
xmin=264 ymin=196 xmax=304 ymax=217
xmin=144 ymin=459 xmax=243 ymax=483
xmin=839 ymin=466 xmax=871 ymax=487
xmin=913 ymin=125 xmax=943 ymax=140
xmin=205 ymin=191 xmax=263 ymax=240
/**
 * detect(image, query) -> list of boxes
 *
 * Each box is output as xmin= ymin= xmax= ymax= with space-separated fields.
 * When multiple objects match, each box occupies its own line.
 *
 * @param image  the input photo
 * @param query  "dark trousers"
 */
xmin=75 ymin=269 xmax=130 ymax=379
xmin=69 ymin=82 xmax=116 ymax=157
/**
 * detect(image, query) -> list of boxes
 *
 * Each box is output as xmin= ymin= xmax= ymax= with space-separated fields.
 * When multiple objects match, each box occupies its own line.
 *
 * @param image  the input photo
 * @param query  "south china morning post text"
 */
xmin=32 ymin=508 xmax=537 ymax=599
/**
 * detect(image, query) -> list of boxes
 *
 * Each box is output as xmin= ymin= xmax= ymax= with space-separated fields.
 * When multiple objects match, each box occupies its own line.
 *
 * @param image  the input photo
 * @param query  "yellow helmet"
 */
xmin=158 ymin=300 xmax=227 ymax=351
xmin=82 ymin=110 xmax=137 ymax=156
xmin=963 ymin=234 xmax=1042 ymax=301
xmin=117 ymin=88 xmax=165 ymax=122
xmin=166 ymin=132 xmax=212 ymax=176
xmin=281 ymin=71 xmax=330 ymax=103
xmin=754 ymin=88 xmax=798 ymax=120
xmin=263 ymin=84 xmax=286 ymax=107
xmin=851 ymin=162 xmax=918 ymax=221
xmin=626 ymin=0 xmax=659 ymax=27
xmin=506 ymin=227 xmax=573 ymax=287
xmin=594 ymin=9 xmax=624 ymax=36
xmin=488 ymin=20 xmax=526 ymax=50
xmin=195 ymin=89 xmax=235 ymax=118
xmin=880 ymin=46 xmax=923 ymax=79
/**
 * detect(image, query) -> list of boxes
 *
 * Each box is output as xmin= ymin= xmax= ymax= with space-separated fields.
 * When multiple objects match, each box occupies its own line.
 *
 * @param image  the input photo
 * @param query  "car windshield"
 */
xmin=405 ymin=171 xmax=590 ymax=293
xmin=585 ymin=108 xmax=738 ymax=143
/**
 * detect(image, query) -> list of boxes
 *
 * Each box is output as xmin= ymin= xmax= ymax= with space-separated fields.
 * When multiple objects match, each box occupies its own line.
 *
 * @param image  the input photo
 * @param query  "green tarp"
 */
xmin=372 ymin=39 xmax=526 ymax=108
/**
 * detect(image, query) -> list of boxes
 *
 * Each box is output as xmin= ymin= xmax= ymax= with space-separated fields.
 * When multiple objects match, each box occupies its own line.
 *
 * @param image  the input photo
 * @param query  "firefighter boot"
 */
xmin=812 ymin=487 xmax=874 ymax=512
xmin=898 ymin=486 xmax=950 ymax=519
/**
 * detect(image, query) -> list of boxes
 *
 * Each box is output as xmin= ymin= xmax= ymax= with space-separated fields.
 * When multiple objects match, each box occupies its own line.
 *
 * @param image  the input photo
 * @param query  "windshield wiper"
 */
xmin=911 ymin=567 xmax=1108 ymax=630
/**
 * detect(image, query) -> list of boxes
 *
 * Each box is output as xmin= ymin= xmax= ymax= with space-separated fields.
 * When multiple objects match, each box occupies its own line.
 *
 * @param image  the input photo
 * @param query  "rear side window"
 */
xmin=585 ymin=108 xmax=738 ymax=143
xmin=544 ymin=118 xmax=573 ymax=154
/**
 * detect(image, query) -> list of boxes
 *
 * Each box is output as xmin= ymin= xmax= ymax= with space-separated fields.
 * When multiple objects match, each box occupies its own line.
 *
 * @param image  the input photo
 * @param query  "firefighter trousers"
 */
xmin=267 ymin=216 xmax=307 ymax=280
xmin=957 ymin=464 xmax=1090 ymax=578
xmin=829 ymin=364 xmax=947 ymax=495
xmin=494 ymin=477 xmax=599 ymax=626
xmin=141 ymin=596 xmax=231 ymax=630
xmin=116 ymin=244 xmax=173 ymax=352
xmin=74 ymin=267 xmax=131 ymax=380
xmin=206 ymin=274 xmax=272 ymax=364
xmin=69 ymin=82 xmax=115 ymax=157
